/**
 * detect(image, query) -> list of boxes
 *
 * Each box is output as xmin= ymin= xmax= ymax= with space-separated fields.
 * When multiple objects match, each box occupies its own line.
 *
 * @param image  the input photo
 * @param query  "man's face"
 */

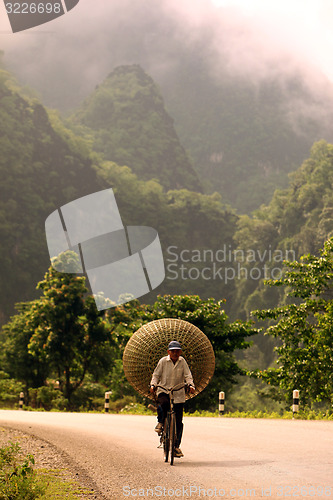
xmin=168 ymin=349 xmax=181 ymax=362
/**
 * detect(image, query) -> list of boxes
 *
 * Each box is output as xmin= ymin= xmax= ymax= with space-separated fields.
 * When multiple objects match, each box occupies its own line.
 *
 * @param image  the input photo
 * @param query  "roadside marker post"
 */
xmin=292 ymin=389 xmax=299 ymax=418
xmin=105 ymin=391 xmax=111 ymax=413
xmin=219 ymin=391 xmax=225 ymax=416
xmin=19 ymin=392 xmax=24 ymax=410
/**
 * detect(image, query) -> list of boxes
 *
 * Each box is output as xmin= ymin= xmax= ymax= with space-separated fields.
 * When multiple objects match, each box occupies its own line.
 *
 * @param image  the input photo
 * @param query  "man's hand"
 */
xmin=149 ymin=385 xmax=156 ymax=394
xmin=186 ymin=385 xmax=195 ymax=394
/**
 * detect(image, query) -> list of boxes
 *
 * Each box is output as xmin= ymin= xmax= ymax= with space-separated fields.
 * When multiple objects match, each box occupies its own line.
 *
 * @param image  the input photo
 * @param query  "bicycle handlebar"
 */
xmin=155 ymin=383 xmax=188 ymax=393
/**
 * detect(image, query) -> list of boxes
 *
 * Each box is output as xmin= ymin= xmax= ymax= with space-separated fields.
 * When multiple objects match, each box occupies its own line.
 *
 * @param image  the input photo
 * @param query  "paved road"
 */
xmin=0 ymin=411 xmax=332 ymax=499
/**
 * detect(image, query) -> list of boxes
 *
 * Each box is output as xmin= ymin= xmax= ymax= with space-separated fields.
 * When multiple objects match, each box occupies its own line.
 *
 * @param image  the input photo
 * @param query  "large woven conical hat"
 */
xmin=123 ymin=318 xmax=215 ymax=400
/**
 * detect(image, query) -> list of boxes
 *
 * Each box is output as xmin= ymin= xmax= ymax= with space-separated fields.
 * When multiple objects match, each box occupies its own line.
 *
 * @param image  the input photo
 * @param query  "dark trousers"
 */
xmin=157 ymin=392 xmax=184 ymax=447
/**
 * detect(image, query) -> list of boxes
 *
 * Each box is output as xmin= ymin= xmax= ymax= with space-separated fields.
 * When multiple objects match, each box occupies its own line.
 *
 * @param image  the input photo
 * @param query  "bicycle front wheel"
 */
xmin=163 ymin=417 xmax=169 ymax=463
xmin=169 ymin=413 xmax=177 ymax=466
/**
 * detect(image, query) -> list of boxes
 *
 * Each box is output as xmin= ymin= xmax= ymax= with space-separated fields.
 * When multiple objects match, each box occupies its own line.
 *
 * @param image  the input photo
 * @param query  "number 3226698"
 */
xmin=5 ymin=3 xmax=62 ymax=14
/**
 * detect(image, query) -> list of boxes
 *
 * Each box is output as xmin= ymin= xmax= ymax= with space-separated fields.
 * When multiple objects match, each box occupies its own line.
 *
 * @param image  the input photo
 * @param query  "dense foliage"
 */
xmin=233 ymin=140 xmax=333 ymax=319
xmin=250 ymin=237 xmax=333 ymax=410
xmin=0 ymin=256 xmax=255 ymax=411
xmin=1 ymin=254 xmax=112 ymax=408
xmin=96 ymin=162 xmax=239 ymax=311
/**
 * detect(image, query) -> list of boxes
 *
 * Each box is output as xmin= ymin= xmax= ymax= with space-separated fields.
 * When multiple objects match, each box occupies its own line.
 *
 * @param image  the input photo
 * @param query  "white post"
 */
xmin=292 ymin=389 xmax=299 ymax=417
xmin=19 ymin=392 xmax=24 ymax=410
xmin=219 ymin=391 xmax=225 ymax=416
xmin=105 ymin=391 xmax=111 ymax=413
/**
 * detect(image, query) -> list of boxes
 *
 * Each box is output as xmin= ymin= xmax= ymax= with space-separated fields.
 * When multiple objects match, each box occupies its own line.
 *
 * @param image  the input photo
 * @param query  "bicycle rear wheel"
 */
xmin=169 ymin=413 xmax=177 ymax=466
xmin=163 ymin=417 xmax=169 ymax=462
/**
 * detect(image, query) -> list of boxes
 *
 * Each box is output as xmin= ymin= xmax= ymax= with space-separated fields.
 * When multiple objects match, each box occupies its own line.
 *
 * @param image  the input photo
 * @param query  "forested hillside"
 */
xmin=70 ymin=65 xmax=201 ymax=192
xmin=233 ymin=140 xmax=333 ymax=319
xmin=0 ymin=68 xmax=101 ymax=324
xmin=0 ymin=65 xmax=239 ymax=325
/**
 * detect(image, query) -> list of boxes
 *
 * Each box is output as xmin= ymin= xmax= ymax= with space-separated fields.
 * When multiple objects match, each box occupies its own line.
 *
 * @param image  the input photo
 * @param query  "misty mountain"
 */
xmin=0 ymin=66 xmax=238 ymax=325
xmin=69 ymin=60 xmax=333 ymax=215
xmin=2 ymin=53 xmax=333 ymax=330
xmin=160 ymin=59 xmax=333 ymax=213
xmin=69 ymin=65 xmax=202 ymax=193
xmin=3 ymin=0 xmax=333 ymax=213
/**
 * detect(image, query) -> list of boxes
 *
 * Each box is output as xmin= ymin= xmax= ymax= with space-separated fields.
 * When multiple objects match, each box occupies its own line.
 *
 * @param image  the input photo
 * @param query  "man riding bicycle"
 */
xmin=150 ymin=340 xmax=195 ymax=458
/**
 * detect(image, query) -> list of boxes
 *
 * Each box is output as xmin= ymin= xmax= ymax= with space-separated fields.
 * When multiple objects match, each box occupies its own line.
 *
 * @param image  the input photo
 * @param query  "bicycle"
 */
xmin=155 ymin=383 xmax=187 ymax=465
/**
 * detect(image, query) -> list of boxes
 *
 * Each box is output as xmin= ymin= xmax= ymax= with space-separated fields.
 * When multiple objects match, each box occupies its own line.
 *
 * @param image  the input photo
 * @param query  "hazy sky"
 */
xmin=0 ymin=0 xmax=332 ymax=107
xmin=211 ymin=0 xmax=333 ymax=80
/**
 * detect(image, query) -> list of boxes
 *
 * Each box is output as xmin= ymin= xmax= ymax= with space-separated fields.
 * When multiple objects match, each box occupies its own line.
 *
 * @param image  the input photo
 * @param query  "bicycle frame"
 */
xmin=155 ymin=383 xmax=187 ymax=465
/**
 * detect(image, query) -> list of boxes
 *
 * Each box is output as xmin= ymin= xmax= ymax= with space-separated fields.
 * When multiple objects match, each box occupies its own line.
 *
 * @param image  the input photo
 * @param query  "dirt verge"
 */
xmin=0 ymin=425 xmax=108 ymax=499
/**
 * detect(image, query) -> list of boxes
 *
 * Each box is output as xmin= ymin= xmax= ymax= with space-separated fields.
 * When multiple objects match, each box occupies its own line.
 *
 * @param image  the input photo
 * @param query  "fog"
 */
xmin=1 ymin=0 xmax=333 ymax=111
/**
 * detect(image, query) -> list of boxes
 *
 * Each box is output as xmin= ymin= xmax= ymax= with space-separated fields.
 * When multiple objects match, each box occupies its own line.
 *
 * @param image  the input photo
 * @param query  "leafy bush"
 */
xmin=0 ymin=372 xmax=24 ymax=409
xmin=70 ymin=379 xmax=106 ymax=412
xmin=120 ymin=403 xmax=154 ymax=415
xmin=0 ymin=442 xmax=45 ymax=499
xmin=108 ymin=396 xmax=140 ymax=413
xmin=28 ymin=387 xmax=68 ymax=411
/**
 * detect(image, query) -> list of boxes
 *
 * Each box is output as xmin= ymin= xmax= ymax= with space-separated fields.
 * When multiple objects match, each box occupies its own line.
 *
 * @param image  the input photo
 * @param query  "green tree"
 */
xmin=2 ymin=252 xmax=112 ymax=408
xmin=0 ymin=371 xmax=24 ymax=408
xmin=1 ymin=300 xmax=50 ymax=392
xmin=251 ymin=237 xmax=333 ymax=410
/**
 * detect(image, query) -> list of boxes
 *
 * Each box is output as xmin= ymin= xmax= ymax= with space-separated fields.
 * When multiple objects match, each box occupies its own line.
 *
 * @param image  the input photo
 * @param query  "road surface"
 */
xmin=0 ymin=411 xmax=332 ymax=499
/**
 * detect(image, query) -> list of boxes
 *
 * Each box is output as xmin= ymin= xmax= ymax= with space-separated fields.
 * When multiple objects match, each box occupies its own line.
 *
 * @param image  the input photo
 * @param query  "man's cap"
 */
xmin=168 ymin=340 xmax=182 ymax=350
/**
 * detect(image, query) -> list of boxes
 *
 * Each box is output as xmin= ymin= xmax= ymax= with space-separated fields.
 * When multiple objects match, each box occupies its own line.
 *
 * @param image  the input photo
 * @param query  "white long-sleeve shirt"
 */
xmin=150 ymin=355 xmax=195 ymax=403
